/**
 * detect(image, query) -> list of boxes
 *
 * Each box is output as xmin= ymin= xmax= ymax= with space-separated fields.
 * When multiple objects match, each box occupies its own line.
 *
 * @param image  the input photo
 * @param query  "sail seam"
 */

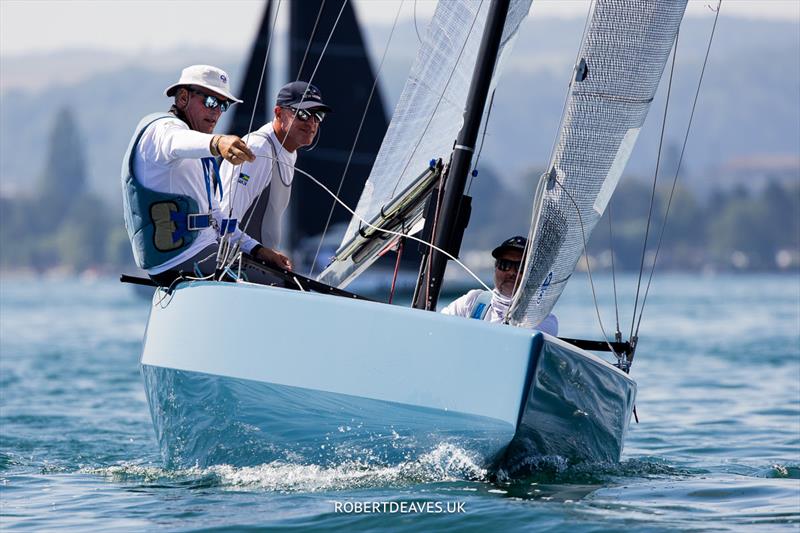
xmin=573 ymin=92 xmax=654 ymax=104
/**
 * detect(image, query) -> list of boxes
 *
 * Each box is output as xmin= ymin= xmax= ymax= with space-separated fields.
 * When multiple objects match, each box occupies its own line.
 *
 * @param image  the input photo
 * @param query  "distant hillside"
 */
xmin=0 ymin=15 xmax=797 ymax=206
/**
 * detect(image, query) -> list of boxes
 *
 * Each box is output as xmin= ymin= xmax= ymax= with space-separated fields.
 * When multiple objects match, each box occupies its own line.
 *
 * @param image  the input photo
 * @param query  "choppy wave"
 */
xmin=82 ymin=443 xmax=490 ymax=492
xmin=766 ymin=463 xmax=800 ymax=479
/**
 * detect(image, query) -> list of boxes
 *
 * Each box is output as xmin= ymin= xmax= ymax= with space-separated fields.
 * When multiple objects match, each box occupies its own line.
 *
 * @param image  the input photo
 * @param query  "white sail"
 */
xmin=509 ymin=0 xmax=688 ymax=328
xmin=340 ymin=0 xmax=532 ymax=247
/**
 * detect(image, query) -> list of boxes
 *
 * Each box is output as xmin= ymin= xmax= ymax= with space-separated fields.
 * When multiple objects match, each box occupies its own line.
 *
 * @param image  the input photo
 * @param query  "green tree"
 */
xmin=37 ymin=107 xmax=87 ymax=227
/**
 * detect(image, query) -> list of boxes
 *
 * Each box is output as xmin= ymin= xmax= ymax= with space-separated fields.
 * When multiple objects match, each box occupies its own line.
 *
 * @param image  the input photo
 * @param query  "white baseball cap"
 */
xmin=164 ymin=65 xmax=243 ymax=103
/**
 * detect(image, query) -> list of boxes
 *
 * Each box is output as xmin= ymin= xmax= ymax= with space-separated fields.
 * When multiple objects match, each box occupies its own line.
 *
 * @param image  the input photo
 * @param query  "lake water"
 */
xmin=1 ymin=273 xmax=798 ymax=531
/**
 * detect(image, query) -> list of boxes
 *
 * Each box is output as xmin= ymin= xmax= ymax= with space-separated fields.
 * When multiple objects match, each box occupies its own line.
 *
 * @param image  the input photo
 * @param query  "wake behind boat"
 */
xmin=133 ymin=0 xmax=689 ymax=474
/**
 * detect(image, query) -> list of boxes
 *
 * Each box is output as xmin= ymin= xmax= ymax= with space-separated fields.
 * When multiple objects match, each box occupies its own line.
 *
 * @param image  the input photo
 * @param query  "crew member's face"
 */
xmin=179 ymin=87 xmax=227 ymax=134
xmin=274 ymin=106 xmax=322 ymax=150
xmin=494 ymin=249 xmax=523 ymax=298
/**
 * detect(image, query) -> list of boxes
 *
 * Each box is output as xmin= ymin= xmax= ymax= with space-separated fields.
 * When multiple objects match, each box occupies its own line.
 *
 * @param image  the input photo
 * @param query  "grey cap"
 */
xmin=492 ymin=235 xmax=528 ymax=258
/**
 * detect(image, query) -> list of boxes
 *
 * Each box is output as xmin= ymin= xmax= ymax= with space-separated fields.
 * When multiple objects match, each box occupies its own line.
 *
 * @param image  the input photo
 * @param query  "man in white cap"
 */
xmin=121 ymin=65 xmax=291 ymax=285
xmin=219 ymin=81 xmax=333 ymax=261
xmin=441 ymin=235 xmax=559 ymax=335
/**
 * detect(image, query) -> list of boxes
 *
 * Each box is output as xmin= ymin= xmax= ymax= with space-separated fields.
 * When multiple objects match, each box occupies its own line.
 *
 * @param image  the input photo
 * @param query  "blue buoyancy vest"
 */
xmin=121 ymin=113 xmax=219 ymax=270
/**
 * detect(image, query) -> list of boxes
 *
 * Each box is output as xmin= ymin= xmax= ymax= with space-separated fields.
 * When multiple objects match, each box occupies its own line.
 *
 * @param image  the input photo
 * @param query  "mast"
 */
xmin=412 ymin=0 xmax=511 ymax=310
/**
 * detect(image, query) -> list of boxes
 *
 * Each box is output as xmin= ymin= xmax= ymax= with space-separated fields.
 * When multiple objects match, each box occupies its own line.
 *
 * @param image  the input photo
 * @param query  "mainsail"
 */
xmin=339 ymin=0 xmax=532 ymax=248
xmin=509 ymin=0 xmax=688 ymax=328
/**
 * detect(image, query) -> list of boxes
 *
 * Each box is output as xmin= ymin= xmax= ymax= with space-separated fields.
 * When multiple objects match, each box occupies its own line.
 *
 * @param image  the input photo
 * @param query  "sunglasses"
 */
xmin=190 ymin=88 xmax=231 ymax=112
xmin=495 ymin=258 xmax=522 ymax=272
xmin=283 ymin=106 xmax=326 ymax=123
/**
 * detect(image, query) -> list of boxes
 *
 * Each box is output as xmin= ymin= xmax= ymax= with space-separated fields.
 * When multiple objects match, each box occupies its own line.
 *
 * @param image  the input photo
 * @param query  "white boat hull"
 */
xmin=141 ymin=281 xmax=636 ymax=472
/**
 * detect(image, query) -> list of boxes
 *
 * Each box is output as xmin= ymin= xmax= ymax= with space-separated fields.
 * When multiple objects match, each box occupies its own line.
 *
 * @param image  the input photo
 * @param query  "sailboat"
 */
xmin=139 ymin=0 xmax=687 ymax=471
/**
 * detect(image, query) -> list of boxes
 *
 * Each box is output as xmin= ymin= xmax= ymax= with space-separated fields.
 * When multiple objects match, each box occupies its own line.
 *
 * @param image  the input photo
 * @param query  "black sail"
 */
xmin=229 ymin=0 xmax=273 ymax=138
xmin=288 ymin=0 xmax=388 ymax=256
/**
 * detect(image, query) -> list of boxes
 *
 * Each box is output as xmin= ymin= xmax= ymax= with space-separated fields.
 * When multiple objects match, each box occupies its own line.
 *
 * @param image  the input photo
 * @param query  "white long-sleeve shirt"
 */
xmin=133 ymin=116 xmax=259 ymax=274
xmin=219 ymin=122 xmax=297 ymax=249
xmin=441 ymin=289 xmax=559 ymax=336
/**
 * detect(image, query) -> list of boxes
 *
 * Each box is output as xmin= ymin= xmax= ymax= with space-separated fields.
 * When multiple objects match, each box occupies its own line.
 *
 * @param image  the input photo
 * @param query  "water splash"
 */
xmin=82 ymin=443 xmax=489 ymax=492
xmin=767 ymin=463 xmax=800 ymax=479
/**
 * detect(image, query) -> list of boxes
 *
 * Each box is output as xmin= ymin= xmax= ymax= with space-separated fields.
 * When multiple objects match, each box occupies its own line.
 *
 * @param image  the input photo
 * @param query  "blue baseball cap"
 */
xmin=276 ymin=81 xmax=332 ymax=112
xmin=492 ymin=235 xmax=528 ymax=258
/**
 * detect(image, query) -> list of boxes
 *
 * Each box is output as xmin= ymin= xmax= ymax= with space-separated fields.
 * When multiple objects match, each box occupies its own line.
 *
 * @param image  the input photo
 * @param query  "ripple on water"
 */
xmin=588 ymin=475 xmax=800 ymax=528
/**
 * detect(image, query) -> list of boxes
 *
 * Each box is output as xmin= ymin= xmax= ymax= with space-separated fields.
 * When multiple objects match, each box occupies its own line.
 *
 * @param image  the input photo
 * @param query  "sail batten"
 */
xmin=509 ymin=0 xmax=688 ymax=328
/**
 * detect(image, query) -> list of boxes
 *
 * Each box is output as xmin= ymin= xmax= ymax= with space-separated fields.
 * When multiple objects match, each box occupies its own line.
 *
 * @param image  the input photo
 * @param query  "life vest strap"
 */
xmin=219 ymin=218 xmax=238 ymax=234
xmin=184 ymin=213 xmax=212 ymax=231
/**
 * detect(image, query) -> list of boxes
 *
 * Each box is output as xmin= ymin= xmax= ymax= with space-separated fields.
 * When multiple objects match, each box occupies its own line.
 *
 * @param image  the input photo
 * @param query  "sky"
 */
xmin=1 ymin=0 xmax=798 ymax=56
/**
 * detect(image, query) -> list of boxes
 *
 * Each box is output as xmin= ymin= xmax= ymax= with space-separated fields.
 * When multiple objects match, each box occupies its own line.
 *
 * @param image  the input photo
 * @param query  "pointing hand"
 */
xmin=215 ymin=135 xmax=255 ymax=164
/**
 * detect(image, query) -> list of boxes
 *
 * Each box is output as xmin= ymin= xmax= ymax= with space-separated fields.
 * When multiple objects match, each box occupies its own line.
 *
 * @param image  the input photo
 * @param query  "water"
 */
xmin=1 ymin=274 xmax=798 ymax=531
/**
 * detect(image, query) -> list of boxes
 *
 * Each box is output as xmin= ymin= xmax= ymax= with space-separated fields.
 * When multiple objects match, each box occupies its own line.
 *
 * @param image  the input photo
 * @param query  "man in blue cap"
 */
xmin=441 ymin=235 xmax=558 ymax=335
xmin=219 ymin=81 xmax=333 ymax=268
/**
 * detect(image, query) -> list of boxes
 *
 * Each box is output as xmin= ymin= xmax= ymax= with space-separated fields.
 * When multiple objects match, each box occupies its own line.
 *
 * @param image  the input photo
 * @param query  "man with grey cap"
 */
xmin=219 ymin=81 xmax=332 ymax=260
xmin=441 ymin=235 xmax=558 ymax=335
xmin=121 ymin=64 xmax=290 ymax=286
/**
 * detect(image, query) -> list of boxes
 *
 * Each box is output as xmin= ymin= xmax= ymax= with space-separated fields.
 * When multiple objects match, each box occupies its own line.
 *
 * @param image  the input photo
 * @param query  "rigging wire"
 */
xmin=253 ymin=154 xmax=492 ymax=292
xmin=225 ymin=0 xmax=283 ymax=217
xmin=507 ymin=0 xmax=596 ymax=329
xmin=633 ymin=1 xmax=723 ymax=339
xmin=413 ymin=0 xmax=423 ymax=44
xmin=295 ymin=0 xmax=327 ymax=81
xmin=237 ymin=0 xmax=347 ymax=234
xmin=467 ymin=88 xmax=496 ymax=195
xmin=289 ymin=0 xmax=348 ymax=108
xmin=217 ymin=0 xmax=283 ymax=273
xmin=388 ymin=236 xmax=405 ymax=304
xmin=607 ymin=204 xmax=622 ymax=340
xmin=628 ymin=28 xmax=681 ymax=342
xmin=216 ymin=0 xmax=283 ymax=274
xmin=309 ymin=0 xmax=406 ymax=277
xmin=221 ymin=0 xmax=349 ymax=273
xmin=553 ymin=177 xmax=622 ymax=361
